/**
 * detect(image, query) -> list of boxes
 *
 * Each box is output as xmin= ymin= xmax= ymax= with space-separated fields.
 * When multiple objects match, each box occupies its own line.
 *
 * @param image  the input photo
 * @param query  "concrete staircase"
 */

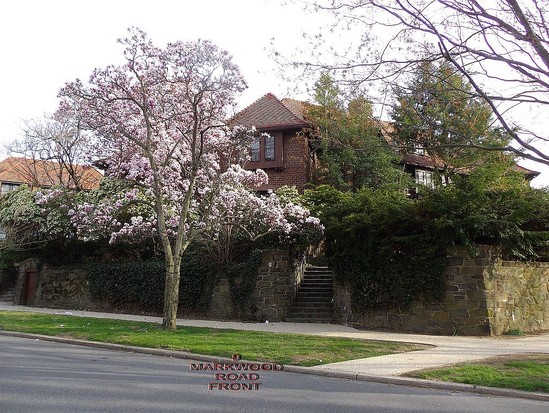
xmin=287 ymin=266 xmax=333 ymax=323
xmin=0 ymin=287 xmax=16 ymax=304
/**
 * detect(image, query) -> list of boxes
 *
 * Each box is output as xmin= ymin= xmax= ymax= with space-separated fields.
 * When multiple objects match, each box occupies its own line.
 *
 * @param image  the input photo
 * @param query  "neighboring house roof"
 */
xmin=230 ymin=93 xmax=309 ymax=131
xmin=401 ymin=152 xmax=445 ymax=169
xmin=0 ymin=157 xmax=102 ymax=190
xmin=378 ymin=120 xmax=540 ymax=180
xmin=511 ymin=164 xmax=541 ymax=180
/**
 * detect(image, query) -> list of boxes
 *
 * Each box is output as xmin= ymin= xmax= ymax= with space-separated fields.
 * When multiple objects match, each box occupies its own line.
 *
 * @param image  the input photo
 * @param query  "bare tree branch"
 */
xmin=292 ymin=0 xmax=549 ymax=166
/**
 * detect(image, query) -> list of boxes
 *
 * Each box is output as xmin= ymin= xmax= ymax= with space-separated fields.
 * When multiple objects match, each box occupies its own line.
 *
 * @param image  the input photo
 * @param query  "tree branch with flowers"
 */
xmin=52 ymin=27 xmax=321 ymax=329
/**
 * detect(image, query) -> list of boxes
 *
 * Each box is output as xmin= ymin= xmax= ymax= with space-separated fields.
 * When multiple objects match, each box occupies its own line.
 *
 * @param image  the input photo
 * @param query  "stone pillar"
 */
xmin=333 ymin=279 xmax=358 ymax=326
xmin=206 ymin=249 xmax=302 ymax=321
xmin=252 ymin=250 xmax=294 ymax=322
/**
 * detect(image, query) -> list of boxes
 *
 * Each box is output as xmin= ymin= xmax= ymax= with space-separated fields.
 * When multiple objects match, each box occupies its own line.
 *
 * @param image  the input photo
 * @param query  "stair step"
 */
xmin=300 ymin=284 xmax=332 ymax=288
xmin=303 ymin=273 xmax=333 ymax=277
xmin=301 ymin=278 xmax=333 ymax=283
xmin=297 ymin=289 xmax=333 ymax=294
xmin=286 ymin=318 xmax=332 ymax=323
xmin=293 ymin=297 xmax=332 ymax=303
xmin=296 ymin=291 xmax=334 ymax=301
xmin=304 ymin=268 xmax=333 ymax=275
xmin=290 ymin=310 xmax=333 ymax=317
xmin=0 ymin=292 xmax=16 ymax=302
xmin=291 ymin=304 xmax=332 ymax=310
xmin=289 ymin=265 xmax=334 ymax=323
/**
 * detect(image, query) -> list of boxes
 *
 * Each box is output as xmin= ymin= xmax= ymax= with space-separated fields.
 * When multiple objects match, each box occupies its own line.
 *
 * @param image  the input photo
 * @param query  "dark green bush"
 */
xmin=306 ymin=185 xmax=447 ymax=310
xmin=226 ymin=248 xmax=263 ymax=316
xmin=305 ymin=180 xmax=549 ymax=311
xmin=86 ymin=245 xmax=218 ymax=312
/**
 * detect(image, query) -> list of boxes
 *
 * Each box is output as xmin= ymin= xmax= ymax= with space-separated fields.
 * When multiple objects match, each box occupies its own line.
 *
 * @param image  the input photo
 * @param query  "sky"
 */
xmin=0 ymin=0 xmax=321 ymax=139
xmin=1 ymin=0 xmax=547 ymax=186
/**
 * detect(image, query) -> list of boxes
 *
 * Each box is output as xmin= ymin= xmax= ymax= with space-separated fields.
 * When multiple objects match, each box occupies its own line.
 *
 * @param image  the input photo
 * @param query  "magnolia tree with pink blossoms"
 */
xmin=55 ymin=27 xmax=321 ymax=329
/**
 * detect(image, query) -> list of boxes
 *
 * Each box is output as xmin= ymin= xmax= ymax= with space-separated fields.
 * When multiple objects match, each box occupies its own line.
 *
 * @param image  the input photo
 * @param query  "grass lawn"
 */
xmin=406 ymin=354 xmax=549 ymax=393
xmin=0 ymin=311 xmax=428 ymax=367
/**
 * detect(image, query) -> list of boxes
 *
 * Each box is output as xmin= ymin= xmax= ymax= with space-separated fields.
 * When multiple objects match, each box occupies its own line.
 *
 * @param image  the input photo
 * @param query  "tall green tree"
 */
xmin=391 ymin=61 xmax=514 ymax=185
xmin=295 ymin=1 xmax=549 ymax=166
xmin=307 ymin=73 xmax=407 ymax=191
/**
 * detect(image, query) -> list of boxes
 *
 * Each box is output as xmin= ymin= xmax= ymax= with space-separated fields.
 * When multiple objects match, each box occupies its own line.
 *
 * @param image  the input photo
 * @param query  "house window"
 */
xmin=265 ymin=135 xmax=275 ymax=161
xmin=1 ymin=183 xmax=21 ymax=194
xmin=247 ymin=132 xmax=283 ymax=169
xmin=409 ymin=142 xmax=425 ymax=155
xmin=415 ymin=169 xmax=435 ymax=189
xmin=251 ymin=138 xmax=261 ymax=162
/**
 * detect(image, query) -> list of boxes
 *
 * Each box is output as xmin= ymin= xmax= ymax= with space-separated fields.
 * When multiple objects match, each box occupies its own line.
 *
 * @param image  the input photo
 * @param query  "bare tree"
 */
xmin=6 ymin=114 xmax=98 ymax=190
xmin=295 ymin=0 xmax=549 ymax=165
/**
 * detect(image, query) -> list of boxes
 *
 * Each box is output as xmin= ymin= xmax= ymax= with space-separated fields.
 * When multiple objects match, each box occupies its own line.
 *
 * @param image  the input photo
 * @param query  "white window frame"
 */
xmin=415 ymin=169 xmax=435 ymax=189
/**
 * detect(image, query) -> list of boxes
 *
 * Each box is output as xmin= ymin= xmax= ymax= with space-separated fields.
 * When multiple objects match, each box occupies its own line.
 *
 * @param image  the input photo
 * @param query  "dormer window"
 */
xmin=251 ymin=138 xmax=261 ymax=162
xmin=415 ymin=169 xmax=435 ymax=189
xmin=410 ymin=142 xmax=425 ymax=155
xmin=247 ymin=132 xmax=283 ymax=169
xmin=265 ymin=135 xmax=275 ymax=161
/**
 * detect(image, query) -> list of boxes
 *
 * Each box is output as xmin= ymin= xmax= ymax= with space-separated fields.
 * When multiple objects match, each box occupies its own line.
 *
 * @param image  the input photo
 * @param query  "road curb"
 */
xmin=2 ymin=329 xmax=548 ymax=402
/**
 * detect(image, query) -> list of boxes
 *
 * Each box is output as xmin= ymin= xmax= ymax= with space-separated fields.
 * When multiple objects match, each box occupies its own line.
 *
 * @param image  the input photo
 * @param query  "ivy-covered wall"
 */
xmin=24 ymin=249 xmax=303 ymax=321
xmin=334 ymin=246 xmax=549 ymax=335
xmin=207 ymin=250 xmax=304 ymax=321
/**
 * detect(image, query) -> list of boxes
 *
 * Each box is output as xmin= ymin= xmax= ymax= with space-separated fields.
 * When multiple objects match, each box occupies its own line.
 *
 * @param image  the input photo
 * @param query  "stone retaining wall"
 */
xmin=18 ymin=250 xmax=303 ymax=321
xmin=334 ymin=246 xmax=549 ymax=335
xmin=33 ymin=265 xmax=92 ymax=309
xmin=488 ymin=260 xmax=549 ymax=334
xmin=207 ymin=250 xmax=303 ymax=321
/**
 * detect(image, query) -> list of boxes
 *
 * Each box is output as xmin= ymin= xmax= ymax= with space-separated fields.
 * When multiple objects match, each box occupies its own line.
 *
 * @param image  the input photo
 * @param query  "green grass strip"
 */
xmin=407 ymin=354 xmax=549 ymax=393
xmin=0 ymin=311 xmax=427 ymax=367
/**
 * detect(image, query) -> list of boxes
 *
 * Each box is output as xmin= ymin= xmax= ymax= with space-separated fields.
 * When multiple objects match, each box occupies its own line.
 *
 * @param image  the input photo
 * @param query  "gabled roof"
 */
xmin=0 ymin=157 xmax=102 ymax=190
xmin=230 ymin=93 xmax=309 ymax=131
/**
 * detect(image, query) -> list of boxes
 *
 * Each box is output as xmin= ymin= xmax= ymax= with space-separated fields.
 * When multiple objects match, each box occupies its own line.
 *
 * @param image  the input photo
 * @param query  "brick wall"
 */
xmin=262 ymin=130 xmax=310 ymax=193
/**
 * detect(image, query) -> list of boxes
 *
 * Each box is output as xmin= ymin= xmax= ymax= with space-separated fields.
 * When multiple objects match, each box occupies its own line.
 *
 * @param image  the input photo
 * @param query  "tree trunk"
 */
xmin=162 ymin=260 xmax=181 ymax=330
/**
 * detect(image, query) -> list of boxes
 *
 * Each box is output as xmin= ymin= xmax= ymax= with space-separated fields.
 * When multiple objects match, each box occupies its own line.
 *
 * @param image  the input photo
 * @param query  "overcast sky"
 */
xmin=0 ymin=0 xmax=322 ymax=140
xmin=1 ymin=0 xmax=547 ymax=186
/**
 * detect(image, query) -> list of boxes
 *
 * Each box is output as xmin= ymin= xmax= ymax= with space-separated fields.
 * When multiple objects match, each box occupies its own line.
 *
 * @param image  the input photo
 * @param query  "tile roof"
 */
xmin=280 ymin=98 xmax=307 ymax=120
xmin=379 ymin=121 xmax=540 ymax=179
xmin=0 ymin=157 xmax=102 ymax=190
xmin=401 ymin=152 xmax=540 ymax=179
xmin=230 ymin=93 xmax=309 ymax=131
xmin=401 ymin=152 xmax=445 ymax=169
xmin=511 ymin=164 xmax=540 ymax=179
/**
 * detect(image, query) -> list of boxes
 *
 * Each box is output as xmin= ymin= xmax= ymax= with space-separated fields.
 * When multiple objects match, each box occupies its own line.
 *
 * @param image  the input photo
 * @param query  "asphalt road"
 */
xmin=0 ymin=335 xmax=547 ymax=413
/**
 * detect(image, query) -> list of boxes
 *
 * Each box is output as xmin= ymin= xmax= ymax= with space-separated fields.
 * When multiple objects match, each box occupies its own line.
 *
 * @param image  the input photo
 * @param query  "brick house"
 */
xmin=0 ymin=157 xmax=102 ymax=194
xmin=0 ymin=157 xmax=102 ymax=241
xmin=231 ymin=94 xmax=539 ymax=191
xmin=230 ymin=93 xmax=313 ymax=192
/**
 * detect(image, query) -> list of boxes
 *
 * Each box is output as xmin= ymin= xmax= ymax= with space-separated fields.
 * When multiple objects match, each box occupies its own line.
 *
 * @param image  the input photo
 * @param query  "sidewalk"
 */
xmin=1 ymin=302 xmax=547 ymax=378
